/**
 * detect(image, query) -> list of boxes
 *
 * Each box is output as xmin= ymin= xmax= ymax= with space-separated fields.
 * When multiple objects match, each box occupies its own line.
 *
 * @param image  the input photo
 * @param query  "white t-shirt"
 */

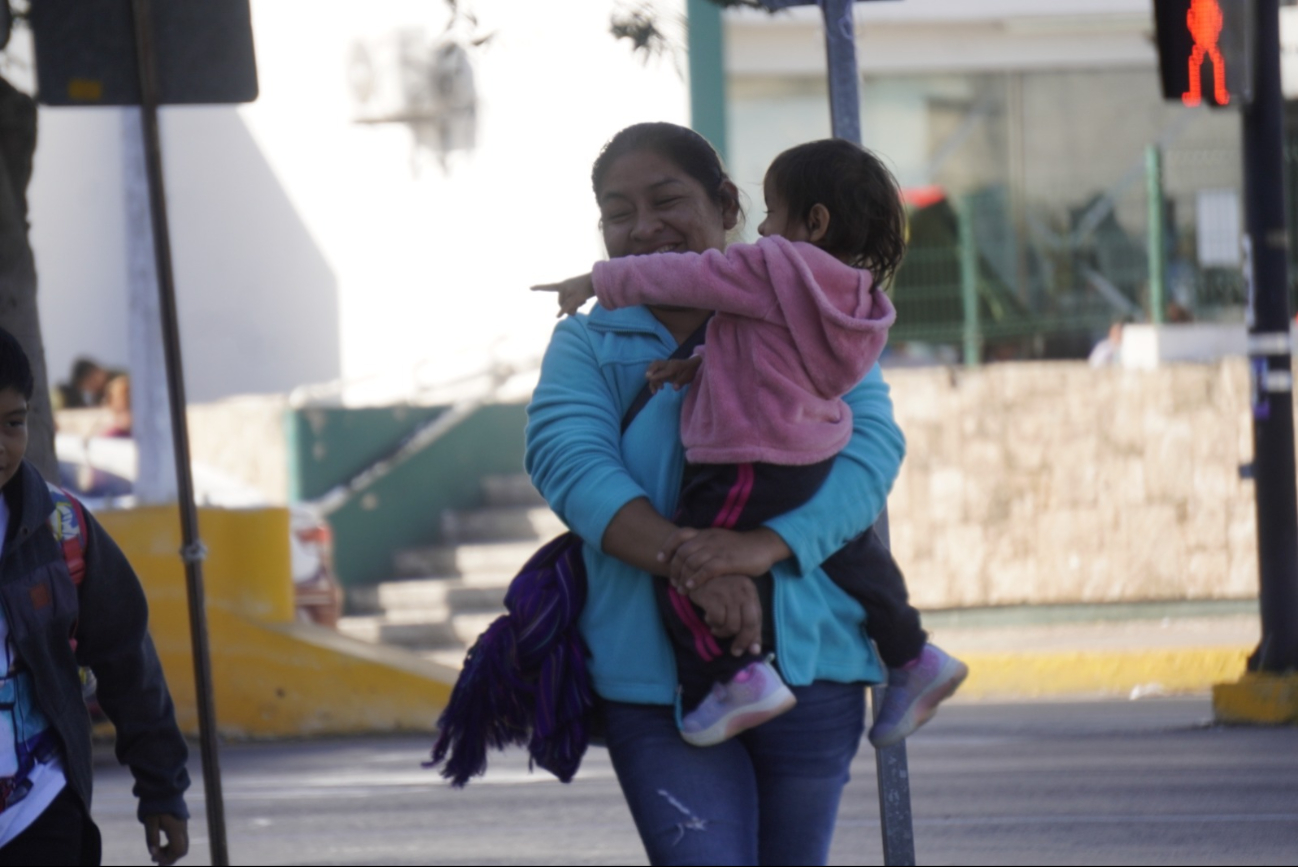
xmin=0 ymin=494 xmax=68 ymax=847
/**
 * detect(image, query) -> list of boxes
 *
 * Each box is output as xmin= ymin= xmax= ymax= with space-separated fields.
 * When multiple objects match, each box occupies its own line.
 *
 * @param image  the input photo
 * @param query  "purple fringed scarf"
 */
xmin=426 ymin=532 xmax=595 ymax=787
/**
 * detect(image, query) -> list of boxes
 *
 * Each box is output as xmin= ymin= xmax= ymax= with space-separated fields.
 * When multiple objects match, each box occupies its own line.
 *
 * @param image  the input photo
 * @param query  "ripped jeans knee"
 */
xmin=655 ymin=789 xmax=710 ymax=846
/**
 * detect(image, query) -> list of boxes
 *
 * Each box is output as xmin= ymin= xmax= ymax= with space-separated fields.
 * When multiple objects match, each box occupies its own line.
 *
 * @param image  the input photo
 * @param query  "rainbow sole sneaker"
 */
xmin=681 ymin=660 xmax=797 ymax=747
xmin=868 ymin=644 xmax=968 ymax=749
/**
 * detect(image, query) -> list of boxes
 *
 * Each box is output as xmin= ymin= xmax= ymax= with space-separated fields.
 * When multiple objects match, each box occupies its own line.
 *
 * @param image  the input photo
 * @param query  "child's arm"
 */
xmin=591 ymin=245 xmax=779 ymax=319
xmin=532 ymin=273 xmax=595 ymax=317
xmin=646 ymin=354 xmax=703 ymax=394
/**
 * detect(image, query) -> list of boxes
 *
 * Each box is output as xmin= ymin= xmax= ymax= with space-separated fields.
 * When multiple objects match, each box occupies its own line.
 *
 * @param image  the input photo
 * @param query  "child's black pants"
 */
xmin=659 ymin=459 xmax=927 ymax=711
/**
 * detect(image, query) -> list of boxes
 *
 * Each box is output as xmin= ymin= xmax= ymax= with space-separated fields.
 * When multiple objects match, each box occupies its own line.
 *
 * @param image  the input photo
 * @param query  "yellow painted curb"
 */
xmin=957 ymin=647 xmax=1251 ymax=699
xmin=98 ymin=506 xmax=456 ymax=737
xmin=1213 ymin=672 xmax=1298 ymax=725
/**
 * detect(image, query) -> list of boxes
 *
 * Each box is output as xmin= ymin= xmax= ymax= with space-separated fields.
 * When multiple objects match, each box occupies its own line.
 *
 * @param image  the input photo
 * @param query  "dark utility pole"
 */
xmin=130 ymin=1 xmax=230 ymax=863
xmin=1244 ymin=0 xmax=1298 ymax=673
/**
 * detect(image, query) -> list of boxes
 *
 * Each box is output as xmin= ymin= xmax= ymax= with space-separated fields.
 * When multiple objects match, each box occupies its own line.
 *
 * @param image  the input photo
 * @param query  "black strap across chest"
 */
xmin=620 ymin=319 xmax=710 ymax=435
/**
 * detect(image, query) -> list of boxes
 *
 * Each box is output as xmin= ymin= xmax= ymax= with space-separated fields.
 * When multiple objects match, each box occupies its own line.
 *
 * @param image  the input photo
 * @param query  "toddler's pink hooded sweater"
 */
xmin=591 ymin=235 xmax=896 ymax=466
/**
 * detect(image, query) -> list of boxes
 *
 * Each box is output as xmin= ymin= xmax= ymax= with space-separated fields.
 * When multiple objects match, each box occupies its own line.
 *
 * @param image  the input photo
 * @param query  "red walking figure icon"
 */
xmin=1183 ymin=0 xmax=1229 ymax=106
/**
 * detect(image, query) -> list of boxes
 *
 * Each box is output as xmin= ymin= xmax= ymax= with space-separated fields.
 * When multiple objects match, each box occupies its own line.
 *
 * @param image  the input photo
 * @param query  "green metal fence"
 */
xmin=887 ymin=139 xmax=1298 ymax=363
xmin=890 ymin=187 xmax=1127 ymax=361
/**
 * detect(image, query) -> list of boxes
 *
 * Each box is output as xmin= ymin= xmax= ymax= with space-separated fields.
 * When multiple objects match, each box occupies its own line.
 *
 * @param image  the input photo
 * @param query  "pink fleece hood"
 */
xmin=762 ymin=237 xmax=896 ymax=400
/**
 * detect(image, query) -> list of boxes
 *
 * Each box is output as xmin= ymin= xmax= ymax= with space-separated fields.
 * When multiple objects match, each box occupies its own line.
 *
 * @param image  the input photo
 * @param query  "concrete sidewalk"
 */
xmin=923 ymin=599 xmax=1258 ymax=701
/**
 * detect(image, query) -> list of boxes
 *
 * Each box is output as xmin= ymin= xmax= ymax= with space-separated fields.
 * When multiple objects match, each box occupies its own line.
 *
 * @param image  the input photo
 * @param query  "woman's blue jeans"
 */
xmin=602 ymin=680 xmax=866 ymax=866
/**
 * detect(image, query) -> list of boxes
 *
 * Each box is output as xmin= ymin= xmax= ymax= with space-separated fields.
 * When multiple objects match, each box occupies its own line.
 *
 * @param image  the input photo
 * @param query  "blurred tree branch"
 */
xmin=436 ymin=1 xmax=770 ymax=61
xmin=609 ymin=1 xmax=767 ymax=59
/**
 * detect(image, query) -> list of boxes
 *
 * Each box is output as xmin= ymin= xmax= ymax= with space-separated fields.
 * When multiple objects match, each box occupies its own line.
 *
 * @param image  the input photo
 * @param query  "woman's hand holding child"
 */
xmin=659 ymin=526 xmax=792 ymax=592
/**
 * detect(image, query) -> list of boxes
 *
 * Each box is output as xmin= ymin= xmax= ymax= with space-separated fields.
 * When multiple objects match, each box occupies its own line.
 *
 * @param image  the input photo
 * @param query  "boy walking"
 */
xmin=0 ymin=327 xmax=189 ymax=866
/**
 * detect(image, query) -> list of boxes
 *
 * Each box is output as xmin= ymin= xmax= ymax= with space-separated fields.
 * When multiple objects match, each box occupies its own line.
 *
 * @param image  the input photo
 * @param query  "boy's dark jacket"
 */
xmin=1 ymin=461 xmax=189 ymax=821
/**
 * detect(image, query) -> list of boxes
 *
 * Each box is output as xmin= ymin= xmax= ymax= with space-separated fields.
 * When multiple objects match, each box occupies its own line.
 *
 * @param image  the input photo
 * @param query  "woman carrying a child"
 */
xmin=525 ymin=122 xmax=964 ymax=865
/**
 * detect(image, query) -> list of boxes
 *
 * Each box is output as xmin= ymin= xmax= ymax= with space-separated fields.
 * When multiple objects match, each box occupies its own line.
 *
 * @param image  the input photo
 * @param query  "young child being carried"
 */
xmin=534 ymin=139 xmax=967 ymax=749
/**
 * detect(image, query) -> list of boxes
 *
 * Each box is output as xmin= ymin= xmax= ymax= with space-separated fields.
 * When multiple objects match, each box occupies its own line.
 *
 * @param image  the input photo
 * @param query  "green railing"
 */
xmin=885 ymin=137 xmax=1298 ymax=360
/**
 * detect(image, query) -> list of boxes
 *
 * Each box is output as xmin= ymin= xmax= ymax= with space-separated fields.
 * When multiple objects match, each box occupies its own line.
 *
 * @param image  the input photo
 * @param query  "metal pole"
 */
xmin=815 ymin=2 xmax=916 ymax=862
xmin=870 ymin=685 xmax=916 ymax=865
xmin=866 ymin=513 xmax=916 ymax=866
xmin=687 ymin=0 xmax=729 ymax=163
xmin=960 ymin=195 xmax=981 ymax=367
xmin=1243 ymin=0 xmax=1298 ymax=674
xmin=819 ymin=0 xmax=862 ymax=143
xmin=1145 ymin=145 xmax=1166 ymax=325
xmin=128 ymin=1 xmax=231 ymax=863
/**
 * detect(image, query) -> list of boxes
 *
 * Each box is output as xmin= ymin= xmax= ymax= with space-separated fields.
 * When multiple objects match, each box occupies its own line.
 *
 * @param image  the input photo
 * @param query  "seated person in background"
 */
xmin=1088 ymin=319 xmax=1127 ymax=368
xmin=99 ymin=375 xmax=133 ymax=439
xmin=56 ymin=359 xmax=111 ymax=410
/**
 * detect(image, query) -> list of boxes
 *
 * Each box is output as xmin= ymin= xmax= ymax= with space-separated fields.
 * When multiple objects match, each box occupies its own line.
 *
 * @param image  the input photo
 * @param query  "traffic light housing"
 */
xmin=27 ymin=0 xmax=257 ymax=106
xmin=1154 ymin=0 xmax=1254 ymax=107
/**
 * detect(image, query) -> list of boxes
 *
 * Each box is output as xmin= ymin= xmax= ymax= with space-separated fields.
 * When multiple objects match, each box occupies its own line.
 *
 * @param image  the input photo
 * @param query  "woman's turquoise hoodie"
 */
xmin=525 ymin=303 xmax=905 ymax=705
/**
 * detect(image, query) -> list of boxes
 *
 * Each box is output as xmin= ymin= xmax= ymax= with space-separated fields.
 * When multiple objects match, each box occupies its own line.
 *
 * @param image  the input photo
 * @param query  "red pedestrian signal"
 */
xmin=1154 ymin=0 xmax=1254 ymax=108
xmin=1184 ymin=0 xmax=1229 ymax=106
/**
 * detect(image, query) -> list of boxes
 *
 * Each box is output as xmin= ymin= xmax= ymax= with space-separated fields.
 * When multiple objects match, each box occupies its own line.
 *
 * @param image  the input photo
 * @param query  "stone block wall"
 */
xmin=885 ymin=360 xmax=1260 ymax=608
xmin=56 ymin=360 xmax=1271 ymax=607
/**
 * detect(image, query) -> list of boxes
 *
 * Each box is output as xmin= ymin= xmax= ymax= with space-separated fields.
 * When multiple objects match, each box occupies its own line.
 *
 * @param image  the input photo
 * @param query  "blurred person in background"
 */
xmin=1088 ymin=319 xmax=1128 ymax=367
xmin=98 ymin=376 xmax=132 ymax=439
xmin=55 ymin=360 xmax=111 ymax=411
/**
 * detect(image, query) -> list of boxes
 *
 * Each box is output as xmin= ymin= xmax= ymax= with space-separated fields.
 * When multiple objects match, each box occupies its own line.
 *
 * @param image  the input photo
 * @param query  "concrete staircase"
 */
xmin=337 ymin=474 xmax=565 ymax=668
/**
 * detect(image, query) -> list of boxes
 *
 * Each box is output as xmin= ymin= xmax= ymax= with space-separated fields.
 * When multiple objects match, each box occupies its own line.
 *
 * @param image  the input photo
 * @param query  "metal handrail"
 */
xmin=306 ymin=357 xmax=538 ymax=516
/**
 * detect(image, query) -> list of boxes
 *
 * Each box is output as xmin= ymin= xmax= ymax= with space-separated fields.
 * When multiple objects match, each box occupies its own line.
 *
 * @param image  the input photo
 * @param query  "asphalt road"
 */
xmin=92 ymin=697 xmax=1298 ymax=866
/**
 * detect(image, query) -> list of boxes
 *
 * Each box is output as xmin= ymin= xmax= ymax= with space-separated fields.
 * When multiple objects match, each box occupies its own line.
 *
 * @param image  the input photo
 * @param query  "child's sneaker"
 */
xmin=868 ymin=644 xmax=968 ymax=749
xmin=681 ymin=660 xmax=797 ymax=747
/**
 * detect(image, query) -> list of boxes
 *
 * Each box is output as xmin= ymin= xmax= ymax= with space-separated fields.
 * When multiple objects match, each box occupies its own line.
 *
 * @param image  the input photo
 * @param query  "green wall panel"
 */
xmin=288 ymin=403 xmax=530 ymax=588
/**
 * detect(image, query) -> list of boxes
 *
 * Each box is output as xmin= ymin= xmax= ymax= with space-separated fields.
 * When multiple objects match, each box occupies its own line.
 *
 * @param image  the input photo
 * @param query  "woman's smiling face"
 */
xmin=597 ymin=149 xmax=738 ymax=260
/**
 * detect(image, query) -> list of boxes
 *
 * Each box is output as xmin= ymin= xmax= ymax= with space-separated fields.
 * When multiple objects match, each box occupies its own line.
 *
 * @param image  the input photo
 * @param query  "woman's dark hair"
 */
xmin=70 ymin=357 xmax=103 ymax=387
xmin=766 ymin=139 xmax=907 ymax=285
xmin=592 ymin=122 xmax=740 ymax=218
xmin=0 ymin=327 xmax=34 ymax=400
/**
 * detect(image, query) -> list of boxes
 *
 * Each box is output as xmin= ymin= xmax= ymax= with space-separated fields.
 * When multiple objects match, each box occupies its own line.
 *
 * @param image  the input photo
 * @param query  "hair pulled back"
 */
xmin=592 ymin=122 xmax=740 ymax=218
xmin=767 ymin=139 xmax=907 ymax=285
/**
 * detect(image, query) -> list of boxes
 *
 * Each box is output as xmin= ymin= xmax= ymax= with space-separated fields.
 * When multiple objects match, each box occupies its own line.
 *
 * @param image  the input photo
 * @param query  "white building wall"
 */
xmin=723 ymin=0 xmax=1166 ymax=225
xmin=726 ymin=0 xmax=1158 ymax=77
xmin=26 ymin=0 xmax=688 ymax=403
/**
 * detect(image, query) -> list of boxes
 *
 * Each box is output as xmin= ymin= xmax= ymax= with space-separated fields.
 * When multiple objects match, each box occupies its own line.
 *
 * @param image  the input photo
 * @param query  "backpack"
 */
xmin=45 ymin=483 xmax=96 ymax=700
xmin=46 ymin=483 xmax=87 ymax=589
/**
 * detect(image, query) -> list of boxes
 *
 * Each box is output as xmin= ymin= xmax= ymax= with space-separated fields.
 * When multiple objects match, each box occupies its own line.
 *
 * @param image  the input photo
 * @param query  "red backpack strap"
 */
xmin=46 ymin=483 xmax=87 ymax=587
